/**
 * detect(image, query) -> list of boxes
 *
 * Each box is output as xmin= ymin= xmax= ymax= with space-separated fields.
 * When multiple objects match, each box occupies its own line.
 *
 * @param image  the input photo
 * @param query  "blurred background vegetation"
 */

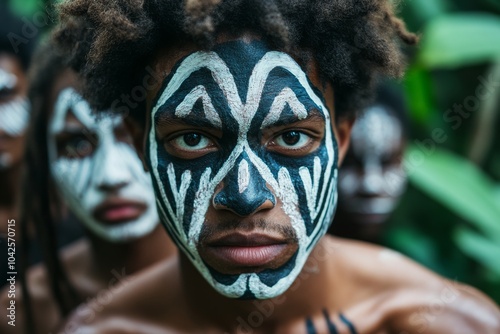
xmin=386 ymin=0 xmax=500 ymax=303
xmin=4 ymin=0 xmax=500 ymax=303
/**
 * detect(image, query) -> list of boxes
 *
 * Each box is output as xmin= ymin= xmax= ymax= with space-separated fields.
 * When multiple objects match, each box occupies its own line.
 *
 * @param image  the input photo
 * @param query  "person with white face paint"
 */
xmin=56 ymin=0 xmax=500 ymax=333
xmin=330 ymin=84 xmax=410 ymax=243
xmin=0 ymin=4 xmax=37 ymax=291
xmin=0 ymin=43 xmax=176 ymax=334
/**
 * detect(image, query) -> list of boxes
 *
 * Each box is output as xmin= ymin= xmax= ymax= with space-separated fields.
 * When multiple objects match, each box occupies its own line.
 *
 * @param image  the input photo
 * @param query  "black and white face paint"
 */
xmin=148 ymin=41 xmax=338 ymax=299
xmin=339 ymin=105 xmax=406 ymax=219
xmin=48 ymin=88 xmax=159 ymax=242
xmin=0 ymin=68 xmax=30 ymax=137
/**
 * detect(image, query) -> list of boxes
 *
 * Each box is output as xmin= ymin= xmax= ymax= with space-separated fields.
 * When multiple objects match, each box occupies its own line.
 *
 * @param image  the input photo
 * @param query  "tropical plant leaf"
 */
xmin=405 ymin=146 xmax=500 ymax=237
xmin=454 ymin=227 xmax=500 ymax=276
xmin=419 ymin=14 xmax=500 ymax=68
xmin=404 ymin=65 xmax=436 ymax=125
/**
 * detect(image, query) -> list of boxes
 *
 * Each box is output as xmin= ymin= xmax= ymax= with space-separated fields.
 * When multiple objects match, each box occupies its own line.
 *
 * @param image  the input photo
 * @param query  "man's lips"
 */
xmin=92 ymin=199 xmax=147 ymax=225
xmin=201 ymin=233 xmax=298 ymax=273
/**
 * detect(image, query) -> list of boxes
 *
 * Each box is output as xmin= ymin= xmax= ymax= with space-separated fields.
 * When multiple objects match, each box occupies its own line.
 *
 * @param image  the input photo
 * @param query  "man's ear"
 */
xmin=124 ymin=116 xmax=149 ymax=171
xmin=335 ymin=116 xmax=355 ymax=166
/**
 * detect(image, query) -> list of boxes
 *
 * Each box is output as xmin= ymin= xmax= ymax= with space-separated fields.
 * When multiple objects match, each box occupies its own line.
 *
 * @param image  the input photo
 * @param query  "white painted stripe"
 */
xmin=238 ymin=159 xmax=250 ymax=193
xmin=261 ymin=87 xmax=308 ymax=129
xmin=0 ymin=98 xmax=30 ymax=136
xmin=175 ymin=85 xmax=222 ymax=128
xmin=0 ymin=68 xmax=17 ymax=90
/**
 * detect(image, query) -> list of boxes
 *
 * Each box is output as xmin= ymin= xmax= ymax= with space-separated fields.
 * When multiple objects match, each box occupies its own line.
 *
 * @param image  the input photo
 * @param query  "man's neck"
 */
xmin=180 ymin=237 xmax=339 ymax=332
xmin=88 ymin=224 xmax=175 ymax=281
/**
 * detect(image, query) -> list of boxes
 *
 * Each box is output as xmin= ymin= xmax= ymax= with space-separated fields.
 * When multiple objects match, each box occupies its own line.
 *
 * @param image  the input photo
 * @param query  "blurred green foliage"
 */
xmin=386 ymin=0 xmax=500 ymax=303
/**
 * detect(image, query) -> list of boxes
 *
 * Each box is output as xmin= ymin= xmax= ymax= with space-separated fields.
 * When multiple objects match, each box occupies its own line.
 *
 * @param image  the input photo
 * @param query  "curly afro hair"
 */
xmin=54 ymin=0 xmax=417 ymax=122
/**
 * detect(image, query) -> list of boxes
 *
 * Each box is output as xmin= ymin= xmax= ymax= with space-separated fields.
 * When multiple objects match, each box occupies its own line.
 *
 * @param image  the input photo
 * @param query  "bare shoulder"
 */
xmin=59 ymin=257 xmax=182 ymax=334
xmin=327 ymin=236 xmax=500 ymax=333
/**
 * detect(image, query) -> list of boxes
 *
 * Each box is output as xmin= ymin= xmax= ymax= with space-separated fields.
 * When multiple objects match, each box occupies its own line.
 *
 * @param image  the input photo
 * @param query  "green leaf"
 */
xmin=401 ymin=0 xmax=451 ymax=30
xmin=455 ymin=228 xmax=500 ymax=276
xmin=9 ymin=0 xmax=40 ymax=16
xmin=419 ymin=14 xmax=500 ymax=68
xmin=404 ymin=66 xmax=436 ymax=125
xmin=405 ymin=147 xmax=500 ymax=237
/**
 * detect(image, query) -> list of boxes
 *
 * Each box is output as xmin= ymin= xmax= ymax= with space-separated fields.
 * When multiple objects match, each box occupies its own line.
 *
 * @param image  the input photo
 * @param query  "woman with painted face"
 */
xmin=0 ymin=4 xmax=37 ymax=290
xmin=0 ymin=41 xmax=176 ymax=334
xmin=330 ymin=83 xmax=410 ymax=243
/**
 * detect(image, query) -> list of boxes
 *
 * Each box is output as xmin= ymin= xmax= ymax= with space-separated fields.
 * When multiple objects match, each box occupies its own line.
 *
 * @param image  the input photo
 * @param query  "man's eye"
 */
xmin=169 ymin=133 xmax=214 ymax=152
xmin=275 ymin=131 xmax=311 ymax=149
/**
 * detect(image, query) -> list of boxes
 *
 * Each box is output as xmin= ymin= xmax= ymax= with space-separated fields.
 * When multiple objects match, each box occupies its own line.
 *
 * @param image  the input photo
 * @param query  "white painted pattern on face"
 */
xmin=0 ymin=68 xmax=17 ymax=90
xmin=149 ymin=49 xmax=337 ymax=299
xmin=238 ymin=159 xmax=250 ymax=194
xmin=261 ymin=87 xmax=308 ymax=129
xmin=0 ymin=68 xmax=30 ymax=136
xmin=175 ymin=85 xmax=222 ymax=128
xmin=0 ymin=98 xmax=30 ymax=136
xmin=48 ymin=88 xmax=159 ymax=242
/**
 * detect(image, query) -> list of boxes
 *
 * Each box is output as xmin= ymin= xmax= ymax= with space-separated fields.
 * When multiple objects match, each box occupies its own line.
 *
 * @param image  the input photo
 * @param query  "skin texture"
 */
xmin=59 ymin=35 xmax=500 ymax=333
xmin=0 ymin=54 xmax=28 ymax=233
xmin=0 ymin=70 xmax=177 ymax=334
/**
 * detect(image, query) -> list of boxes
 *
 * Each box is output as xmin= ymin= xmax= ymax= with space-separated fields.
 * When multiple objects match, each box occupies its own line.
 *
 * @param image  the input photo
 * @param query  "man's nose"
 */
xmin=213 ymin=154 xmax=275 ymax=216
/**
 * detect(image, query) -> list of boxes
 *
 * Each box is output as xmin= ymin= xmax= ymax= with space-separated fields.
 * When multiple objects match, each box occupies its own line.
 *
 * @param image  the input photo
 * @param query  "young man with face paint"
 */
xmin=330 ymin=84 xmax=410 ymax=243
xmin=54 ymin=0 xmax=500 ymax=332
xmin=0 ymin=42 xmax=176 ymax=334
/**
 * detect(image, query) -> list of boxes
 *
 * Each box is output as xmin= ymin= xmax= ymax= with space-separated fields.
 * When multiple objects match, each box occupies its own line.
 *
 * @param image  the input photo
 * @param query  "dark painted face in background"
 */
xmin=147 ymin=40 xmax=338 ymax=299
xmin=338 ymin=105 xmax=407 ymax=225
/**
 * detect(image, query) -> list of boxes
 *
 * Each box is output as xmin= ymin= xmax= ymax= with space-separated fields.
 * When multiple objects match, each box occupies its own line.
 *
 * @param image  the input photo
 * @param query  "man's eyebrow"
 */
xmin=262 ymin=110 xmax=325 ymax=129
xmin=156 ymin=113 xmax=223 ymax=130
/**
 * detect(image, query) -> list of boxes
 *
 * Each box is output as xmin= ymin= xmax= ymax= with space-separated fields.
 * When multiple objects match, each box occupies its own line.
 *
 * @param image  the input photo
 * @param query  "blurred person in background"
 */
xmin=0 ymin=41 xmax=176 ymax=334
xmin=330 ymin=83 xmax=409 ymax=243
xmin=0 ymin=3 xmax=36 ymax=288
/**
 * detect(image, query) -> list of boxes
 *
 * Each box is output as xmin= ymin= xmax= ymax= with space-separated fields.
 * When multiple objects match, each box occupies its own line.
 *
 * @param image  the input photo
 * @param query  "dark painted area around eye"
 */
xmin=155 ymin=67 xmax=239 ymax=134
xmin=249 ymin=66 xmax=322 ymax=132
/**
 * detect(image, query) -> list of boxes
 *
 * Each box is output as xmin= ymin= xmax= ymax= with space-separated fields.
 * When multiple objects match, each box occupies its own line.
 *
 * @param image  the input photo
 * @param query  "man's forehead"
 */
xmin=146 ymin=36 xmax=337 ymax=129
xmin=148 ymin=38 xmax=315 ymax=98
